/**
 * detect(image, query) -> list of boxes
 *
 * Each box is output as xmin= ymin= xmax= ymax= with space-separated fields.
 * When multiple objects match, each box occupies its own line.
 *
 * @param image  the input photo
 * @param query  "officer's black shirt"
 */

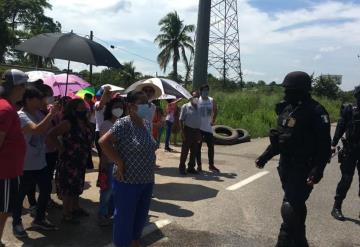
xmin=332 ymin=104 xmax=360 ymax=147
xmin=260 ymin=98 xmax=331 ymax=182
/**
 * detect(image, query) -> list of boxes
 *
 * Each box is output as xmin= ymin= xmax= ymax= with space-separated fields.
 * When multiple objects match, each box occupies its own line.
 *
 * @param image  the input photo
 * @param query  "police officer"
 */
xmin=331 ymin=85 xmax=360 ymax=221
xmin=256 ymin=71 xmax=331 ymax=247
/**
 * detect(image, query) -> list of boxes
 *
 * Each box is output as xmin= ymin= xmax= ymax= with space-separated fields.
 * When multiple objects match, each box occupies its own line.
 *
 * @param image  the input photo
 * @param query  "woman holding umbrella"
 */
xmin=47 ymin=98 xmax=93 ymax=223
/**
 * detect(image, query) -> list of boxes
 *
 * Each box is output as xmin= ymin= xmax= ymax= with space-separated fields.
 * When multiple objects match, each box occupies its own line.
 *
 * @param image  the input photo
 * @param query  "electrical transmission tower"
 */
xmin=208 ymin=0 xmax=243 ymax=87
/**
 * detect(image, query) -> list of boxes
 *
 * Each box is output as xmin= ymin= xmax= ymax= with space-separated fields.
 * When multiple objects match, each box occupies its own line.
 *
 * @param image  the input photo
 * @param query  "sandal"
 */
xmin=72 ymin=208 xmax=90 ymax=217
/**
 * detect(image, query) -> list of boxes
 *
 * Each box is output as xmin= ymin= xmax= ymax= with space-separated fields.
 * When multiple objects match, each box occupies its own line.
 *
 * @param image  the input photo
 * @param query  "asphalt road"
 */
xmin=2 ymin=132 xmax=359 ymax=247
xmin=145 ymin=136 xmax=360 ymax=247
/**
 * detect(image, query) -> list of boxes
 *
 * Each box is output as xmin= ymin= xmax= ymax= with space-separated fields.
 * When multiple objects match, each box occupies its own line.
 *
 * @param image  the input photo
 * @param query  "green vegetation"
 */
xmin=154 ymin=11 xmax=195 ymax=82
xmin=0 ymin=0 xmax=61 ymax=66
xmin=212 ymin=88 xmax=343 ymax=138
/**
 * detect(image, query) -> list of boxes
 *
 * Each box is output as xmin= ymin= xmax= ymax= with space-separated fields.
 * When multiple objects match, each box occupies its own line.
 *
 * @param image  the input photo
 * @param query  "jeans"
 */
xmin=165 ymin=121 xmax=173 ymax=149
xmin=179 ymin=126 xmax=201 ymax=170
xmin=13 ymin=167 xmax=52 ymax=226
xmin=99 ymin=164 xmax=114 ymax=217
xmin=196 ymin=130 xmax=215 ymax=166
xmin=113 ymin=181 xmax=153 ymax=247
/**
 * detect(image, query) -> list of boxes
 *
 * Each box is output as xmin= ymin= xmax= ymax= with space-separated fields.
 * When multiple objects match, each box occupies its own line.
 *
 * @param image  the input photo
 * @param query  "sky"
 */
xmin=46 ymin=0 xmax=360 ymax=90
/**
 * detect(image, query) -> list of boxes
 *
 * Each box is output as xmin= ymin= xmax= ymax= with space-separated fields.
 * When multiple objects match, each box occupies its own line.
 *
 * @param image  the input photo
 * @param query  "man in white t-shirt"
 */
xmin=196 ymin=85 xmax=220 ymax=173
xmin=94 ymin=86 xmax=111 ymax=157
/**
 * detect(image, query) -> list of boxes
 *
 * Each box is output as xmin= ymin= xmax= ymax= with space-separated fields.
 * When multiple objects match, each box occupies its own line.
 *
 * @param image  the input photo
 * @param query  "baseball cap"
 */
xmin=1 ymin=69 xmax=29 ymax=86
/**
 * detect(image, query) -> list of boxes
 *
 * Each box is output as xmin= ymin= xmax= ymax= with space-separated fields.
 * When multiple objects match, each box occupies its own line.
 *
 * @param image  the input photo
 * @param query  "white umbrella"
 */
xmin=158 ymin=94 xmax=177 ymax=100
xmin=101 ymin=84 xmax=124 ymax=92
xmin=125 ymin=77 xmax=192 ymax=100
xmin=25 ymin=71 xmax=55 ymax=83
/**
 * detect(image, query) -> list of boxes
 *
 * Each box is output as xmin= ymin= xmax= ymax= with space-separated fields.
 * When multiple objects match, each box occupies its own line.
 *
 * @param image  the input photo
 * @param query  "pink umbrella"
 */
xmin=43 ymin=74 xmax=90 ymax=96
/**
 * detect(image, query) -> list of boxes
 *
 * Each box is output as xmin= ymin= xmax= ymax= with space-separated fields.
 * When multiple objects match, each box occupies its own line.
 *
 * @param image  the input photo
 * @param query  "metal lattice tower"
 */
xmin=208 ymin=0 xmax=243 ymax=87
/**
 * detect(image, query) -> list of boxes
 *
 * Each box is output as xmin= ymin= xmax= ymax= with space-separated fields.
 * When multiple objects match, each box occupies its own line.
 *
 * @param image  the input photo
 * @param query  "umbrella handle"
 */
xmin=64 ymin=60 xmax=70 ymax=96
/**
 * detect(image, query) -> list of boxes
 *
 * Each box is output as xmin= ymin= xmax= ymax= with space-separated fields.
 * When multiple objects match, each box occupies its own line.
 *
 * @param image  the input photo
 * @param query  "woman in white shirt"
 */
xmin=97 ymin=96 xmax=125 ymax=226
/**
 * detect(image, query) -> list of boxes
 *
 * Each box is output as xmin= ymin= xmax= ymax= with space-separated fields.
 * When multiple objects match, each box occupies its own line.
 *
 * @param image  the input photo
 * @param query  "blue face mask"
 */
xmin=201 ymin=90 xmax=209 ymax=98
xmin=136 ymin=104 xmax=150 ymax=119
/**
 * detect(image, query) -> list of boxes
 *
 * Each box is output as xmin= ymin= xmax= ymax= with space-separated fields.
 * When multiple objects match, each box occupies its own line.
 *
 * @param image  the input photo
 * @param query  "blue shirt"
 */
xmin=18 ymin=110 xmax=47 ymax=171
xmin=110 ymin=116 xmax=157 ymax=184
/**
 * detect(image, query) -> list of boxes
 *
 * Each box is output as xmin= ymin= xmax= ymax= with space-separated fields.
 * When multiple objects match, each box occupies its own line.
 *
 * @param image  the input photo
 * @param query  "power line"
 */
xmin=93 ymin=36 xmax=158 ymax=64
xmin=62 ymin=31 xmax=189 ymax=75
xmin=63 ymin=30 xmax=158 ymax=64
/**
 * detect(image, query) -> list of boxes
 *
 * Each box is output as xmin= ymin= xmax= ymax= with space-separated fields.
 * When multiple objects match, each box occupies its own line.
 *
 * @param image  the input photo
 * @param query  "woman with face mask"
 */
xmin=47 ymin=99 xmax=94 ymax=224
xmin=12 ymin=86 xmax=60 ymax=237
xmin=97 ymin=97 xmax=125 ymax=226
xmin=99 ymin=91 xmax=158 ymax=247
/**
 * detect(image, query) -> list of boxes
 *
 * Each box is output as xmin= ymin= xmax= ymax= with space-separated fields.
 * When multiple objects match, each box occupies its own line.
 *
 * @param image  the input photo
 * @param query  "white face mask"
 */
xmin=191 ymin=97 xmax=199 ymax=105
xmin=112 ymin=108 xmax=124 ymax=118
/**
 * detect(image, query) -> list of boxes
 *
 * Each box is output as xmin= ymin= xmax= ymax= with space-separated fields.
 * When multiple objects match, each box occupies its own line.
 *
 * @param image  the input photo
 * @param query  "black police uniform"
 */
xmin=257 ymin=72 xmax=331 ymax=247
xmin=331 ymin=103 xmax=360 ymax=214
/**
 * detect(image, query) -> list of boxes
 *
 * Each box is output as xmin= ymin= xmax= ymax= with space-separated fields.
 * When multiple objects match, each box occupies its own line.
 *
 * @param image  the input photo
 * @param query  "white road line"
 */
xmin=226 ymin=171 xmax=270 ymax=191
xmin=142 ymin=219 xmax=172 ymax=237
xmin=103 ymin=219 xmax=172 ymax=247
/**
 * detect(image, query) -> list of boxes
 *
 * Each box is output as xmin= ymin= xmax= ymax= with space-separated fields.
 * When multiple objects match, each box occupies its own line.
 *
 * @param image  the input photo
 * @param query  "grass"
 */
xmin=212 ymin=88 xmax=341 ymax=138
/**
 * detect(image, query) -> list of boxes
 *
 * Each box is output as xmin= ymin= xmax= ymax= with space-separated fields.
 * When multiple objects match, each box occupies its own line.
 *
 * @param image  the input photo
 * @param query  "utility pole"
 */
xmin=193 ymin=0 xmax=211 ymax=90
xmin=89 ymin=30 xmax=93 ymax=83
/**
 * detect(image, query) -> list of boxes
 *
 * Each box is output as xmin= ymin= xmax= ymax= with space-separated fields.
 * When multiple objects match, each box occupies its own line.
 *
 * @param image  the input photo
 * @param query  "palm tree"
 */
xmin=154 ymin=11 xmax=195 ymax=81
xmin=119 ymin=61 xmax=142 ymax=87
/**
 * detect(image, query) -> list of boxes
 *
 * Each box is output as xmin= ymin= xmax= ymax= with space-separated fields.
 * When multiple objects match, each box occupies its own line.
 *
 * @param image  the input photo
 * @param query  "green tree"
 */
xmin=313 ymin=75 xmax=341 ymax=99
xmin=154 ymin=11 xmax=194 ymax=81
xmin=119 ymin=61 xmax=142 ymax=87
xmin=0 ymin=0 xmax=61 ymax=66
xmin=23 ymin=15 xmax=61 ymax=68
xmin=257 ymin=80 xmax=266 ymax=86
xmin=80 ymin=61 xmax=142 ymax=89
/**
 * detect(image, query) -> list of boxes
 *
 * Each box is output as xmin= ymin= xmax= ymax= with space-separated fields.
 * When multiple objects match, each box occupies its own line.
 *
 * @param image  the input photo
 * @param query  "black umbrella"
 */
xmin=15 ymin=32 xmax=122 ymax=94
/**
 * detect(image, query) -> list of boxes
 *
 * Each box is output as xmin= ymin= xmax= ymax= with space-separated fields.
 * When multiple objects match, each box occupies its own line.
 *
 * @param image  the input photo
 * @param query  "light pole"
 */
xmin=192 ymin=0 xmax=211 ymax=90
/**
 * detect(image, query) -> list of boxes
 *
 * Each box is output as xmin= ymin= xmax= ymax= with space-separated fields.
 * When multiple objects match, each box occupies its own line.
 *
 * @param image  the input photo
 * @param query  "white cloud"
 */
xmin=319 ymin=46 xmax=341 ymax=53
xmin=313 ymin=54 xmax=323 ymax=60
xmin=243 ymin=69 xmax=265 ymax=76
xmin=45 ymin=0 xmax=360 ymax=90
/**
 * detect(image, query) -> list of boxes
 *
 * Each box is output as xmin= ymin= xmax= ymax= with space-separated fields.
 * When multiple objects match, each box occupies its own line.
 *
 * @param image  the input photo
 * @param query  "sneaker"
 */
xmin=0 ymin=241 xmax=4 ymax=247
xmin=209 ymin=165 xmax=220 ymax=173
xmin=98 ymin=216 xmax=112 ymax=227
xmin=27 ymin=205 xmax=37 ymax=217
xmin=13 ymin=224 xmax=28 ymax=238
xmin=179 ymin=166 xmax=187 ymax=175
xmin=31 ymin=219 xmax=58 ymax=231
xmin=187 ymin=168 xmax=199 ymax=174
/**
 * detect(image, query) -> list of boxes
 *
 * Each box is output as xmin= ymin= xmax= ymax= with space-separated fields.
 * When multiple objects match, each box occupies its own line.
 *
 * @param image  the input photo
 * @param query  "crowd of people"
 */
xmin=1 ymin=69 xmax=359 ymax=247
xmin=0 ymin=68 xmax=222 ymax=247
